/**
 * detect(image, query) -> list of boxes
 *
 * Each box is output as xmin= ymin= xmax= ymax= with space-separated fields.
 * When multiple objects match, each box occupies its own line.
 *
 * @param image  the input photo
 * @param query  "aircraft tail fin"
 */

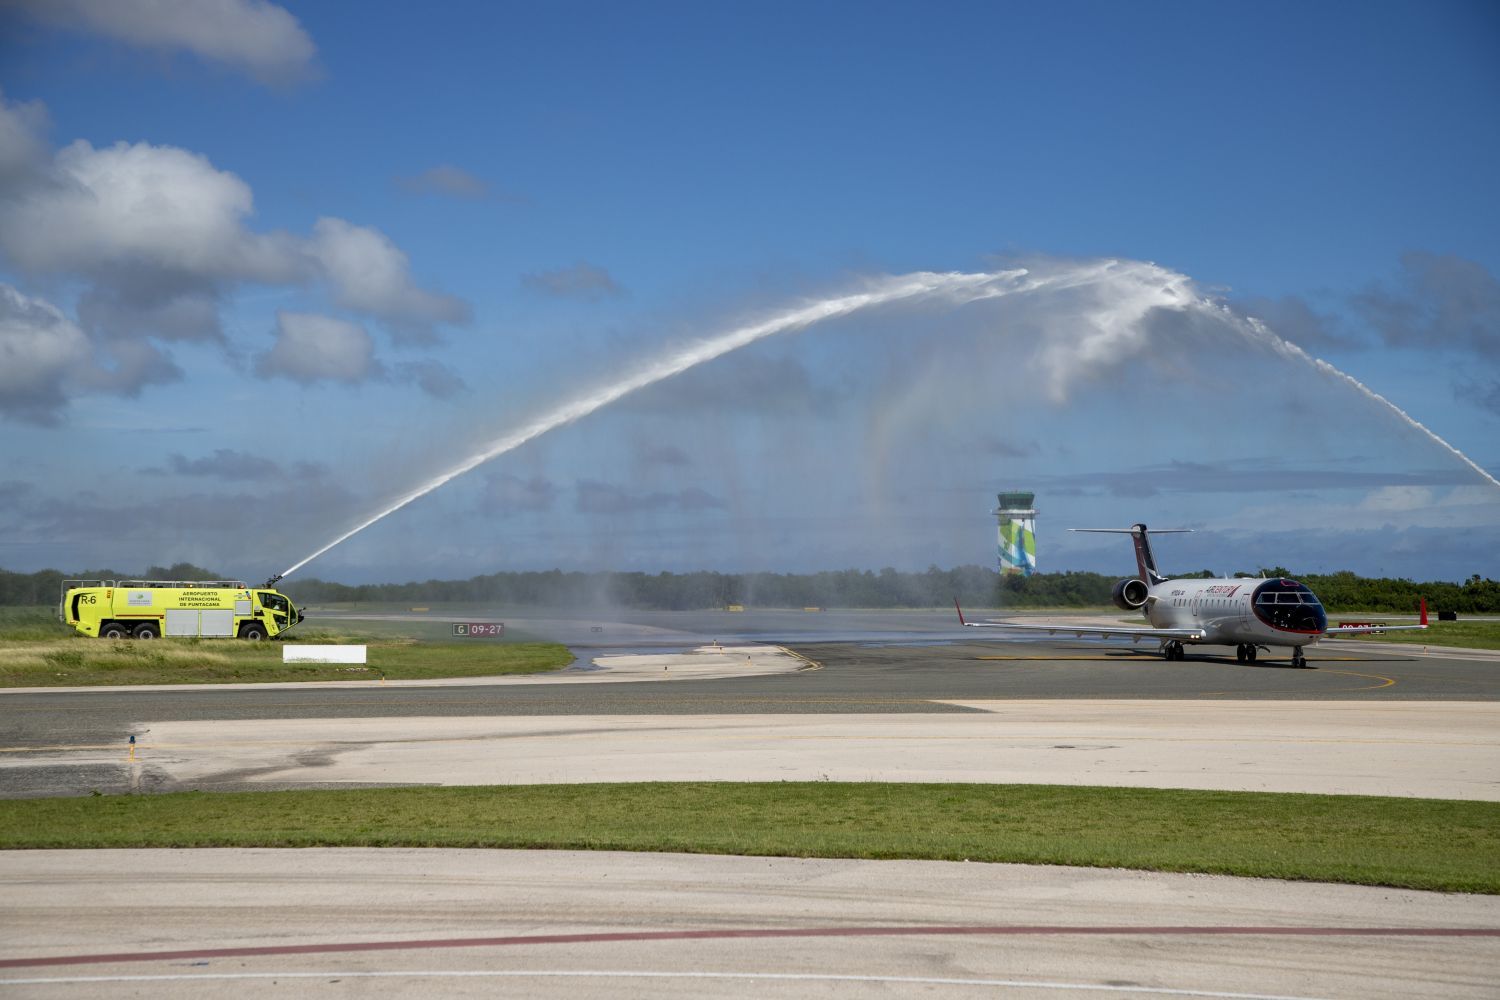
xmin=1069 ymin=523 xmax=1191 ymax=586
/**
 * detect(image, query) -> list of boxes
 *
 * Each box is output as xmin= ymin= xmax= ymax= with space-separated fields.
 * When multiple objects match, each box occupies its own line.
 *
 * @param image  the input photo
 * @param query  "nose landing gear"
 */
xmin=1291 ymin=648 xmax=1309 ymax=668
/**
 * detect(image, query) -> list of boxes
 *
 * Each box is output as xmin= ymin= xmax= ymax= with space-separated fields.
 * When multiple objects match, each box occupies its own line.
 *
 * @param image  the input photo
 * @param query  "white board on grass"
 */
xmin=283 ymin=645 xmax=366 ymax=664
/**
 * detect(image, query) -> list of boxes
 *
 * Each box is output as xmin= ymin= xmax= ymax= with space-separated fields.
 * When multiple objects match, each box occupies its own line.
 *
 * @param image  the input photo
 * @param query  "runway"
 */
xmin=4 ymin=629 xmax=1498 ymax=799
xmin=3 ymin=611 xmax=1497 ymax=997
xmin=3 ymin=850 xmax=1497 ymax=999
xmin=7 ymin=701 xmax=1498 ymax=800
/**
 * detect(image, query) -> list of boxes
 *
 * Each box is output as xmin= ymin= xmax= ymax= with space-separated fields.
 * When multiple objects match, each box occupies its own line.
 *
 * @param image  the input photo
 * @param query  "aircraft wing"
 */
xmin=1323 ymin=623 xmax=1427 ymax=636
xmin=1322 ymin=599 xmax=1429 ymax=636
xmin=954 ymin=601 xmax=1203 ymax=642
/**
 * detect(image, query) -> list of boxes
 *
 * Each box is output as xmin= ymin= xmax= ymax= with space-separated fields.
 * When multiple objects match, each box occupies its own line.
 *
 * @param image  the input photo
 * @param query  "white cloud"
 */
xmin=1 ymin=137 xmax=304 ymax=284
xmin=10 ymin=0 xmax=317 ymax=85
xmin=0 ymin=91 xmax=48 ymax=186
xmin=394 ymin=359 xmax=467 ymax=399
xmin=76 ymin=338 xmax=182 ymax=395
xmin=1359 ymin=486 xmax=1436 ymax=513
xmin=167 ymin=449 xmax=282 ymax=481
xmin=1227 ymin=486 xmax=1500 ymax=533
xmin=0 ymin=92 xmax=471 ymax=417
xmin=1355 ymin=252 xmax=1500 ymax=359
xmin=311 ymin=218 xmax=471 ymax=340
xmin=0 ymin=284 xmax=91 ymax=424
xmin=255 ymin=311 xmax=380 ymax=385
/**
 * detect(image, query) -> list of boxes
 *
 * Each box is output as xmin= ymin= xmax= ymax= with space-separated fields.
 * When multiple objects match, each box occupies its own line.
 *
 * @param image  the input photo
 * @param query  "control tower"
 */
xmin=994 ymin=491 xmax=1037 ymax=576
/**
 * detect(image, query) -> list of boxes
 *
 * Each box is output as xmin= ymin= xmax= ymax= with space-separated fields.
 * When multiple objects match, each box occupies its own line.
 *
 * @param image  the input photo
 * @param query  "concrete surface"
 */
xmin=5 ymin=620 xmax=1496 ymax=998
xmin=11 ymin=700 xmax=1496 ymax=799
xmin=2 ymin=850 xmax=1496 ymax=999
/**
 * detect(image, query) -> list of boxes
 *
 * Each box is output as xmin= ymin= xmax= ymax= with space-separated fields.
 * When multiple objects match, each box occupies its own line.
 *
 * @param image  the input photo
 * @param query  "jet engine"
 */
xmin=1112 ymin=578 xmax=1148 ymax=611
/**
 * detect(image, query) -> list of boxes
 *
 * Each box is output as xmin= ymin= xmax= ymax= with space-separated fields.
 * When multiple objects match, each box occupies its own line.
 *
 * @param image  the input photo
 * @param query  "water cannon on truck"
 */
xmin=59 ymin=578 xmax=304 ymax=640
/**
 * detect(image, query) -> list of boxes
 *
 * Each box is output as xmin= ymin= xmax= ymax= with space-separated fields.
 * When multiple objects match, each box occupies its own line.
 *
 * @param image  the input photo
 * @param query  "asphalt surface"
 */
xmin=4 ymin=850 xmax=1497 ymax=1000
xmin=3 ymin=622 xmax=1497 ymax=798
xmin=3 ymin=633 xmax=1495 ymax=747
xmin=58 ymin=701 xmax=1496 ymax=800
xmin=4 ymin=610 xmax=1497 ymax=997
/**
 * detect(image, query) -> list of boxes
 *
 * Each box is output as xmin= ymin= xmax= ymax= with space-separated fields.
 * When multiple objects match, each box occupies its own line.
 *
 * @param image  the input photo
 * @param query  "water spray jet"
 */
xmin=273 ymin=261 xmax=1499 ymax=583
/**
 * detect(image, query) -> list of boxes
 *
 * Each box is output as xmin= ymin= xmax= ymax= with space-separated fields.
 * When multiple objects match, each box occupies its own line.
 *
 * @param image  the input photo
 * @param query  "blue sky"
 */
xmin=1 ymin=0 xmax=1497 ymax=586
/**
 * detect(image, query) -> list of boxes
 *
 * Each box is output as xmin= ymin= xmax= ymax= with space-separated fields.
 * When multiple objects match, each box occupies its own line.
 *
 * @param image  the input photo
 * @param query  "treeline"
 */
xmin=5 ymin=564 xmax=1497 ymax=613
xmin=289 ymin=566 xmax=1010 ymax=611
xmin=0 ymin=564 xmax=226 ymax=608
xmin=1296 ymin=571 xmax=1500 ymax=615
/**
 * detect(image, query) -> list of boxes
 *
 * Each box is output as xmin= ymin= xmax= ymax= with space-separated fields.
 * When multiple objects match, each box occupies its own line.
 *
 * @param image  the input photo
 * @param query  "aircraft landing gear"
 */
xmin=1292 ymin=648 xmax=1308 ymax=668
xmin=1163 ymin=640 xmax=1185 ymax=661
xmin=1235 ymin=643 xmax=1259 ymax=664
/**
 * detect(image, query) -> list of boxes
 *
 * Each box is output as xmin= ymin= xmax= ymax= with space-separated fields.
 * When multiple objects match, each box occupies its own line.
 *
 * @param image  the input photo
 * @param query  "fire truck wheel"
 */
xmin=240 ymin=624 xmax=267 ymax=641
xmin=132 ymin=623 xmax=159 ymax=639
xmin=101 ymin=622 xmax=130 ymax=640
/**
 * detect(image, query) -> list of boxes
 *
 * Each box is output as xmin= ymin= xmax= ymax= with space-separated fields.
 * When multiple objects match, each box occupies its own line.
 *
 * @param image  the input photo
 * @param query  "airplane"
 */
xmin=955 ymin=523 xmax=1427 ymax=668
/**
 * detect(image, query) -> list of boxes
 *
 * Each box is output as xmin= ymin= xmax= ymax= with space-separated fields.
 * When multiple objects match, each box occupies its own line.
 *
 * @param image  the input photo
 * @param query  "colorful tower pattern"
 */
xmin=994 ymin=491 xmax=1037 ymax=576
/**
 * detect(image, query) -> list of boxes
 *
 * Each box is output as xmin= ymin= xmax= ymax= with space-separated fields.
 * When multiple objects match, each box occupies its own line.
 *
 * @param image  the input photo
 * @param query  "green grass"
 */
xmin=1 ymin=783 xmax=1495 ymax=894
xmin=0 ymin=607 xmax=572 ymax=686
xmin=0 ymin=606 xmax=75 ymax=641
xmin=300 ymin=611 xmax=553 ymax=644
xmin=1328 ymin=617 xmax=1500 ymax=651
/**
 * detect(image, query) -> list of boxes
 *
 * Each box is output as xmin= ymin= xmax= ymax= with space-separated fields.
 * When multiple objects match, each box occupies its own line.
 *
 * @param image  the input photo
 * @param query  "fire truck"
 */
xmin=60 ymin=579 xmax=303 ymax=640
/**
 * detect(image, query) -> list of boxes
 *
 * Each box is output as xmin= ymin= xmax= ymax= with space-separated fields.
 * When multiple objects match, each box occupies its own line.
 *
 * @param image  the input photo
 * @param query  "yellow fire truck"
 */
xmin=60 ymin=579 xmax=303 ymax=640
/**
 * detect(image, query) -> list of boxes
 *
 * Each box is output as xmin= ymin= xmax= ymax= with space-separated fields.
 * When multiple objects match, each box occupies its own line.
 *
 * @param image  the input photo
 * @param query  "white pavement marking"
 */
xmin=0 ymin=969 xmax=1338 ymax=998
xmin=33 ymin=700 xmax=1495 ymax=799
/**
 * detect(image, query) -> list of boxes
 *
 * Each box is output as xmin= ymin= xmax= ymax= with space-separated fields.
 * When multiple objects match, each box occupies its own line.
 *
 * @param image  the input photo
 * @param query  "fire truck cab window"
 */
xmin=259 ymin=593 xmax=289 ymax=612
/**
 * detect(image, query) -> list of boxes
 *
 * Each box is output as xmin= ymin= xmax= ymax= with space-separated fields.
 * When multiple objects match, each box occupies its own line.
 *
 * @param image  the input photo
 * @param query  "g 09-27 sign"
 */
xmin=453 ymin=622 xmax=504 ymax=637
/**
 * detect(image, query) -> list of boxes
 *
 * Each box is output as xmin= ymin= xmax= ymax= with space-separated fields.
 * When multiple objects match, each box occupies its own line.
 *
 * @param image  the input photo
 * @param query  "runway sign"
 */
xmin=453 ymin=622 xmax=505 ymax=637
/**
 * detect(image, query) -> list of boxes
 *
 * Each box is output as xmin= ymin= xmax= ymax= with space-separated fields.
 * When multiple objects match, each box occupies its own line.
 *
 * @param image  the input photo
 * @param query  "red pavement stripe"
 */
xmin=4 ymin=925 xmax=1498 ymax=970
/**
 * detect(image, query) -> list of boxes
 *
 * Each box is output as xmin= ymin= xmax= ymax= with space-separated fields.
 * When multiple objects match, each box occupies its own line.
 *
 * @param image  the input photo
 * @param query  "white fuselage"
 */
xmin=1145 ymin=577 xmax=1327 ymax=650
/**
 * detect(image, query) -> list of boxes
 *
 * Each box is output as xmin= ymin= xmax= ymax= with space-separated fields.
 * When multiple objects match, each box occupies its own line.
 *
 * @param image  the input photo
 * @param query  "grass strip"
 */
xmin=1339 ymin=619 xmax=1500 ymax=651
xmin=0 ymin=607 xmax=574 ymax=685
xmin=2 ymin=783 xmax=1495 ymax=894
xmin=0 ymin=639 xmax=573 ymax=686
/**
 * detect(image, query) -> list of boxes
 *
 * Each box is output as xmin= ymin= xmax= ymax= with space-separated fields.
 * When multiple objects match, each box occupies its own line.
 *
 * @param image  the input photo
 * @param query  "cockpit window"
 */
xmin=1250 ymin=580 xmax=1326 ymax=632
